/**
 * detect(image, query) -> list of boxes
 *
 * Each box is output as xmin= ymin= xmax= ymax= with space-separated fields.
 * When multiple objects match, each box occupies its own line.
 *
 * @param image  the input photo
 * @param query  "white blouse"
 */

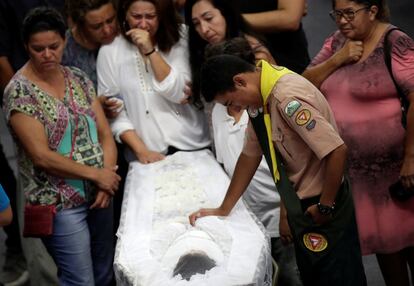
xmin=97 ymin=27 xmax=210 ymax=162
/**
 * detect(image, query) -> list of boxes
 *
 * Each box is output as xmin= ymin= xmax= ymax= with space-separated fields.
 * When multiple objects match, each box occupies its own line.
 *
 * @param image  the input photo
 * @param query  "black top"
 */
xmin=238 ymin=0 xmax=310 ymax=73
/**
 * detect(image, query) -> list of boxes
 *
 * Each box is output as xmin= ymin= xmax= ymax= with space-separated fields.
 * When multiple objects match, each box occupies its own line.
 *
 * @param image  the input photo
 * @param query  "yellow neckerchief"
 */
xmin=258 ymin=60 xmax=293 ymax=182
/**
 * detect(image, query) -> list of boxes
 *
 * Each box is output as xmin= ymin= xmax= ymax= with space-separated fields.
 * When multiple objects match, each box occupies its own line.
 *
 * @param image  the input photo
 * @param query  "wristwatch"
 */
xmin=317 ymin=202 xmax=335 ymax=215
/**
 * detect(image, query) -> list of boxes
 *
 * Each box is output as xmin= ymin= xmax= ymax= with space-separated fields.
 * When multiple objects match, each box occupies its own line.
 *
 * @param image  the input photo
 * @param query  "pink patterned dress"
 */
xmin=309 ymin=25 xmax=414 ymax=255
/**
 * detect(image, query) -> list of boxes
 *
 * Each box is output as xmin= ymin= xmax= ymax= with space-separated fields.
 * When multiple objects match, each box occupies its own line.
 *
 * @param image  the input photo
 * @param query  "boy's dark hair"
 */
xmin=200 ymin=54 xmax=255 ymax=102
xmin=204 ymin=37 xmax=255 ymax=65
xmin=22 ymin=7 xmax=66 ymax=45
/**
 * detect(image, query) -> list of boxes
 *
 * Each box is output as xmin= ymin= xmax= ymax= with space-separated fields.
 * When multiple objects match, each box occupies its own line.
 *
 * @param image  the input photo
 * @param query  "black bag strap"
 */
xmin=383 ymin=27 xmax=409 ymax=128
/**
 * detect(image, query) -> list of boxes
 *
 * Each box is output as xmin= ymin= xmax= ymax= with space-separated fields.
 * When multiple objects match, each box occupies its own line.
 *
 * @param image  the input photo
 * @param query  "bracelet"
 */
xmin=144 ymin=48 xmax=156 ymax=56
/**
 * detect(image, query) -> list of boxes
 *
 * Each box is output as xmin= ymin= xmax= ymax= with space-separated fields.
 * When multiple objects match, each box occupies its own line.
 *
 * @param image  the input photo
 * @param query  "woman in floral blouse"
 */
xmin=3 ymin=7 xmax=120 ymax=285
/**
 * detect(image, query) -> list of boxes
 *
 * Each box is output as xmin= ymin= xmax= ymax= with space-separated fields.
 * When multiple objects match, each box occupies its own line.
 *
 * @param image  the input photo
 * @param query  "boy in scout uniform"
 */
xmin=189 ymin=54 xmax=366 ymax=286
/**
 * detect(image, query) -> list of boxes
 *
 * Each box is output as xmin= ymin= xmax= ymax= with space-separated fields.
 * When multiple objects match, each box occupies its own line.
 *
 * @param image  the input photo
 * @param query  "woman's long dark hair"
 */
xmin=184 ymin=0 xmax=253 ymax=108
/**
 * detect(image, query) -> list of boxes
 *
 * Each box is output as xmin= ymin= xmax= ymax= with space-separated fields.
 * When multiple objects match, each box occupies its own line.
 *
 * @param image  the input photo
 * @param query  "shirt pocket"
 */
xmin=272 ymin=132 xmax=293 ymax=159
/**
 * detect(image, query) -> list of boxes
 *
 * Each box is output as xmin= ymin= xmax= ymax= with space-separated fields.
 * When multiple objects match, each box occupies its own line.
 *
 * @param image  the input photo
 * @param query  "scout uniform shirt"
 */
xmin=241 ymin=62 xmax=367 ymax=286
xmin=242 ymin=72 xmax=344 ymax=199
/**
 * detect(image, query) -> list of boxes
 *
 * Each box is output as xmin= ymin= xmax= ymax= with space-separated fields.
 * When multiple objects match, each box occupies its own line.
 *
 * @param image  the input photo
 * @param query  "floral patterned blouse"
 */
xmin=3 ymin=66 xmax=104 ymax=210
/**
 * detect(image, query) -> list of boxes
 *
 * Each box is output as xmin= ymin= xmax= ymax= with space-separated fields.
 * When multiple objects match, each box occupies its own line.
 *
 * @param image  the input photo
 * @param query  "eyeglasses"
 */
xmin=329 ymin=7 xmax=368 ymax=22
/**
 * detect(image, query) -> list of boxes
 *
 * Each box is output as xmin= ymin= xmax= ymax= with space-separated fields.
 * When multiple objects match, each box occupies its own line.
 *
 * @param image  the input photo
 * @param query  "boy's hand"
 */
xmin=279 ymin=216 xmax=293 ymax=245
xmin=305 ymin=204 xmax=332 ymax=225
xmin=189 ymin=207 xmax=229 ymax=226
xmin=136 ymin=150 xmax=165 ymax=164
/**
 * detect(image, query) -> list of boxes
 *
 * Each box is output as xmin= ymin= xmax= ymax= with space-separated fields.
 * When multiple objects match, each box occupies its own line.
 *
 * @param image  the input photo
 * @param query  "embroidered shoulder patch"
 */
xmin=284 ymin=100 xmax=301 ymax=117
xmin=306 ymin=119 xmax=316 ymax=130
xmin=303 ymin=232 xmax=328 ymax=252
xmin=295 ymin=109 xmax=311 ymax=126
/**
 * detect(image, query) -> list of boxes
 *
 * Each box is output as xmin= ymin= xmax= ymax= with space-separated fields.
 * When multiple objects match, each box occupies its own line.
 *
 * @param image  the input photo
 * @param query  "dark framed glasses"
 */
xmin=329 ymin=7 xmax=368 ymax=22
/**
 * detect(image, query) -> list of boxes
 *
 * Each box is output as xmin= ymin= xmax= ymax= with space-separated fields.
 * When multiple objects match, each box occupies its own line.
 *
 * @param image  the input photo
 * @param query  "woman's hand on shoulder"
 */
xmin=98 ymin=96 xmax=123 ymax=119
xmin=245 ymin=35 xmax=276 ymax=64
xmin=180 ymin=82 xmax=192 ymax=105
xmin=279 ymin=214 xmax=293 ymax=245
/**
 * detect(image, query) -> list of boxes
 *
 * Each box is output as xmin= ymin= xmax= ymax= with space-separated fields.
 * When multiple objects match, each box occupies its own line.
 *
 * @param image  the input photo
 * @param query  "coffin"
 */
xmin=115 ymin=150 xmax=272 ymax=286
